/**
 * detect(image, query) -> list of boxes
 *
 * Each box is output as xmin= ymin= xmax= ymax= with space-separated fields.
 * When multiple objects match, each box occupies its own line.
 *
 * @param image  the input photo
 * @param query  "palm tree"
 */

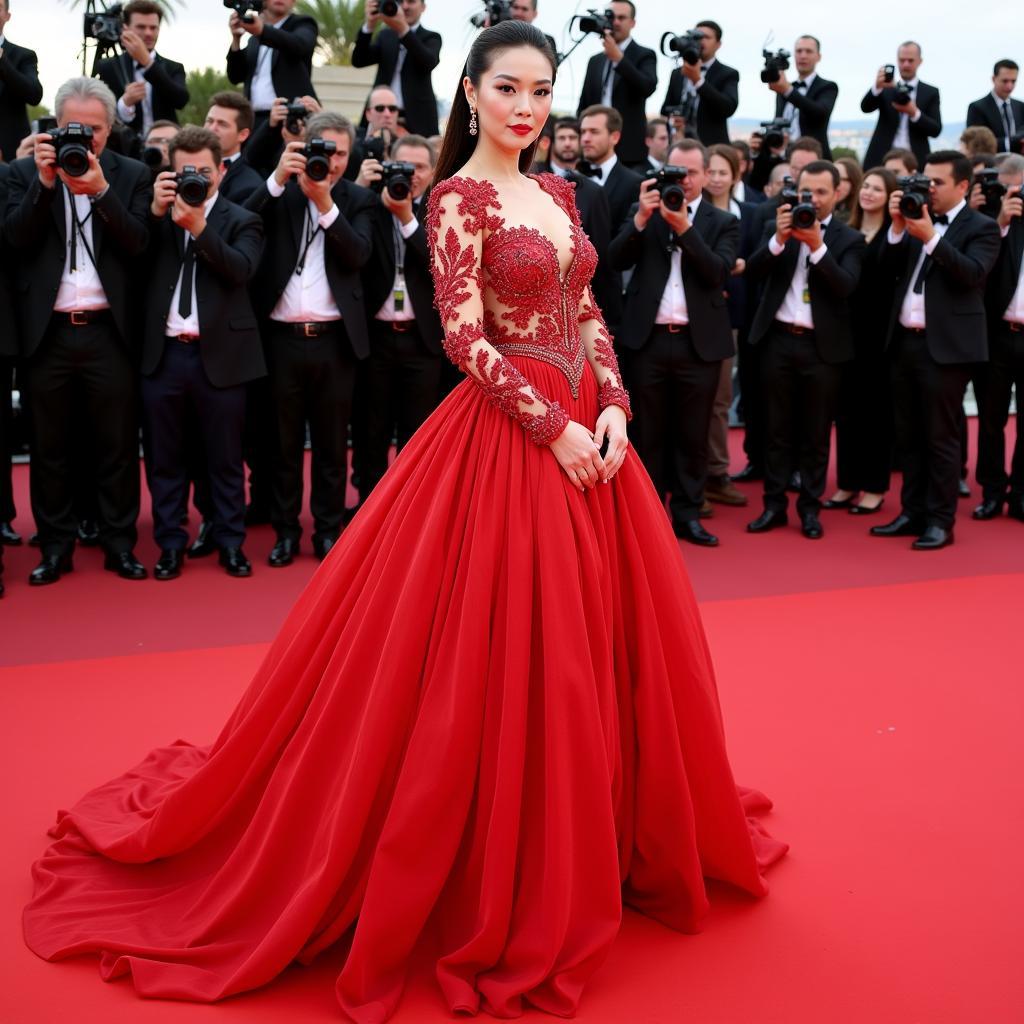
xmin=60 ymin=0 xmax=186 ymax=17
xmin=296 ymin=0 xmax=365 ymax=66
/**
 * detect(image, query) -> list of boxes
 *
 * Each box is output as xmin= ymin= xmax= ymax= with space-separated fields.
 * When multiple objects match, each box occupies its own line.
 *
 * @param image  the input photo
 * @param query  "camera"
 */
xmin=897 ymin=173 xmax=932 ymax=219
xmin=469 ymin=0 xmax=512 ymax=28
xmin=883 ymin=64 xmax=895 ymax=83
xmin=285 ymin=100 xmax=308 ymax=136
xmin=761 ymin=48 xmax=791 ymax=84
xmin=223 ymin=0 xmax=265 ymax=25
xmin=660 ymin=29 xmax=704 ymax=65
xmin=759 ymin=117 xmax=791 ymax=150
xmin=33 ymin=115 xmax=58 ymax=136
xmin=52 ymin=123 xmax=95 ymax=178
xmin=779 ymin=175 xmax=799 ymax=206
xmin=578 ymin=8 xmax=613 ymax=35
xmin=652 ymin=165 xmax=687 ymax=212
xmin=84 ymin=2 xmax=124 ymax=45
xmin=303 ymin=138 xmax=337 ymax=182
xmin=790 ymin=190 xmax=817 ymax=230
xmin=373 ymin=0 xmax=399 ymax=15
xmin=373 ymin=160 xmax=416 ymax=201
xmin=892 ymin=81 xmax=914 ymax=106
xmin=174 ymin=166 xmax=211 ymax=208
xmin=362 ymin=134 xmax=389 ymax=163
xmin=142 ymin=146 xmax=165 ymax=172
xmin=664 ymin=94 xmax=697 ymax=126
xmin=975 ymin=168 xmax=1006 ymax=218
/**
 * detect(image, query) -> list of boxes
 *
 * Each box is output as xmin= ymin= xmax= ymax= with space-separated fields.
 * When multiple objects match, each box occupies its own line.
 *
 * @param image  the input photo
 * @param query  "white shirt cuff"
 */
xmin=398 ymin=216 xmax=418 ymax=239
xmin=266 ymin=174 xmax=286 ymax=198
xmin=1001 ymin=224 xmax=1011 ymax=238
xmin=871 ymin=85 xmax=882 ymax=97
xmin=808 ymin=243 xmax=828 ymax=264
xmin=923 ymin=233 xmax=941 ymax=255
xmin=318 ymin=204 xmax=340 ymax=229
xmin=117 ymin=99 xmax=135 ymax=121
xmin=910 ymin=109 xmax=922 ymax=123
xmin=768 ymin=234 xmax=786 ymax=256
xmin=887 ymin=226 xmax=906 ymax=245
xmin=361 ymin=23 xmax=373 ymax=33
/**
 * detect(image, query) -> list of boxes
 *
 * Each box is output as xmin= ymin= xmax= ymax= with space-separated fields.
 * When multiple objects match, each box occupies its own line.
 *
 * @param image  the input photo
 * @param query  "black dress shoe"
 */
xmin=912 ymin=526 xmax=954 ymax=550
xmin=154 ymin=549 xmax=183 ymax=581
xmin=77 ymin=519 xmax=100 ymax=546
xmin=972 ymin=497 xmax=1004 ymax=520
xmin=188 ymin=521 xmax=216 ymax=558
xmin=104 ymin=550 xmax=148 ymax=580
xmin=747 ymin=509 xmax=789 ymax=533
xmin=244 ymin=504 xmax=271 ymax=527
xmin=673 ymin=519 xmax=719 ymax=547
xmin=268 ymin=537 xmax=298 ymax=567
xmin=313 ymin=535 xmax=338 ymax=560
xmin=0 ymin=521 xmax=22 ymax=545
xmin=1007 ymin=496 xmax=1024 ymax=522
xmin=870 ymin=514 xmax=925 ymax=537
xmin=29 ymin=532 xmax=41 ymax=547
xmin=29 ymin=552 xmax=74 ymax=586
xmin=822 ymin=495 xmax=855 ymax=510
xmin=730 ymin=463 xmax=763 ymax=483
xmin=800 ymin=513 xmax=824 ymax=539
xmin=849 ymin=499 xmax=885 ymax=515
xmin=220 ymin=547 xmax=252 ymax=577
xmin=958 ymin=479 xmax=971 ymax=498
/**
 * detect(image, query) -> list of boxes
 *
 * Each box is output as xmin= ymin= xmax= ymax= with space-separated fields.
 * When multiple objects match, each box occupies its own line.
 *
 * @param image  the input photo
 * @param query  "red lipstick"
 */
xmin=509 ymin=125 xmax=533 ymax=136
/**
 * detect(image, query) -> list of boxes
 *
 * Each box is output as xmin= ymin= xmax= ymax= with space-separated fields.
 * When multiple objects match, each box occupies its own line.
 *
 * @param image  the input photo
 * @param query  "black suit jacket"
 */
xmin=3 ymin=149 xmax=151 ymax=357
xmin=219 ymin=156 xmax=265 ymax=204
xmin=747 ymin=217 xmax=866 ymax=363
xmin=660 ymin=60 xmax=740 ymax=146
xmin=774 ymin=75 xmax=838 ymax=160
xmin=0 ymin=39 xmax=43 ymax=163
xmin=861 ymin=81 xmax=941 ymax=170
xmin=565 ymin=171 xmax=622 ymax=331
xmin=95 ymin=52 xmax=189 ymax=132
xmin=986 ymin=217 xmax=1024 ymax=341
xmin=881 ymin=206 xmax=1001 ymax=364
xmin=0 ymin=164 xmax=18 ymax=357
xmin=245 ymin=178 xmax=376 ymax=358
xmin=227 ymin=14 xmax=318 ymax=106
xmin=142 ymin=195 xmax=265 ymax=387
xmin=598 ymin=160 xmax=643 ymax=237
xmin=608 ymin=198 xmax=738 ymax=360
xmin=361 ymin=197 xmax=443 ymax=355
xmin=577 ymin=41 xmax=658 ymax=165
xmin=966 ymin=93 xmax=1024 ymax=153
xmin=352 ymin=25 xmax=441 ymax=137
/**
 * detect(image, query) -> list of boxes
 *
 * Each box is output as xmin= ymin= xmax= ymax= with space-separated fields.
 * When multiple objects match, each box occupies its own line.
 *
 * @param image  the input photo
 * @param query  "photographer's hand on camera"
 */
xmin=774 ymin=204 xmax=794 ymax=245
xmin=229 ymin=11 xmax=245 ymax=46
xmin=902 ymin=201 xmax=934 ymax=243
xmin=274 ymin=140 xmax=308 ymax=188
xmin=61 ymin=151 xmax=108 ymax=197
xmin=681 ymin=60 xmax=702 ymax=85
xmin=601 ymin=30 xmax=624 ymax=64
xmin=791 ymin=218 xmax=823 ymax=253
xmin=33 ymin=134 xmax=58 ymax=190
xmin=151 ymin=170 xmax=178 ymax=217
xmin=997 ymin=186 xmax=1023 ymax=229
xmin=381 ymin=184 xmax=414 ymax=226
xmin=356 ymin=157 xmax=383 ymax=191
xmin=633 ymin=179 xmax=661 ymax=231
xmin=364 ymin=0 xmax=382 ymax=30
xmin=171 ymin=192 xmax=208 ymax=238
xmin=968 ymin=180 xmax=985 ymax=212
xmin=888 ymin=190 xmax=907 ymax=234
xmin=661 ymin=200 xmax=691 ymax=236
xmin=297 ymin=159 xmax=334 ymax=214
xmin=767 ymin=70 xmax=791 ymax=96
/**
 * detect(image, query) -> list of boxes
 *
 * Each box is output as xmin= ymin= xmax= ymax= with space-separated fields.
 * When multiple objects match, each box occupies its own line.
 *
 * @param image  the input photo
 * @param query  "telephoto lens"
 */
xmin=378 ymin=161 xmax=415 ymax=201
xmin=897 ymin=173 xmax=932 ymax=219
xmin=175 ymin=166 xmax=211 ymax=208
xmin=304 ymin=138 xmax=337 ymax=182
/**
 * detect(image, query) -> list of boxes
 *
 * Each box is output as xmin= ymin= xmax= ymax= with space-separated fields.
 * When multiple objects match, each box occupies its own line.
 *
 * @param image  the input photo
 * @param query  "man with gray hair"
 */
xmin=4 ymin=76 xmax=152 ymax=585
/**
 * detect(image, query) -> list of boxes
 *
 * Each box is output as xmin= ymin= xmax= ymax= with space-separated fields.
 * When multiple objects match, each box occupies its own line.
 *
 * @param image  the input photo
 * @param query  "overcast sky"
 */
xmin=14 ymin=0 xmax=1014 ymax=125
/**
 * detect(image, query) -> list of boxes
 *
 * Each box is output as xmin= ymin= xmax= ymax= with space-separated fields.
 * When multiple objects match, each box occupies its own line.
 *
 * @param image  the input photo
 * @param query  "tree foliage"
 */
xmin=178 ymin=68 xmax=239 ymax=129
xmin=296 ymin=0 xmax=365 ymax=66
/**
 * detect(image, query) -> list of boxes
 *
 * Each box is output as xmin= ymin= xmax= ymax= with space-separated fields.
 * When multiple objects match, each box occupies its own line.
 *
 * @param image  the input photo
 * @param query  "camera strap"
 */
xmin=67 ymin=190 xmax=98 ymax=275
xmin=391 ymin=217 xmax=408 ymax=312
xmin=295 ymin=206 xmax=322 ymax=277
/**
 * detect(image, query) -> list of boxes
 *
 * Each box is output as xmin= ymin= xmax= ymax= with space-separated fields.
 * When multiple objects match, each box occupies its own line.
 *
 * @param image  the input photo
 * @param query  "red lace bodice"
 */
xmin=427 ymin=173 xmax=631 ymax=445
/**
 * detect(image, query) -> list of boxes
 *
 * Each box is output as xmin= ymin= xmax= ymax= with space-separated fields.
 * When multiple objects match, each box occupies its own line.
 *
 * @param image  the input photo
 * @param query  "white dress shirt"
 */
xmin=165 ymin=192 xmax=220 ymax=337
xmin=651 ymin=195 xmax=701 ymax=325
xmin=266 ymin=175 xmax=342 ymax=322
xmin=592 ymin=152 xmax=618 ymax=186
xmin=684 ymin=55 xmax=715 ymax=116
xmin=869 ymin=77 xmax=922 ymax=151
xmin=1000 ymin=223 xmax=1024 ymax=323
xmin=992 ymin=90 xmax=1018 ymax=151
xmin=601 ymin=38 xmax=632 ymax=108
xmin=375 ymin=212 xmax=420 ymax=321
xmin=768 ymin=213 xmax=832 ymax=329
xmin=54 ymin=188 xmax=110 ymax=313
xmin=116 ymin=51 xmax=157 ymax=134
xmin=783 ymin=72 xmax=816 ymax=141
xmin=250 ymin=13 xmax=290 ymax=113
xmin=360 ymin=21 xmax=421 ymax=109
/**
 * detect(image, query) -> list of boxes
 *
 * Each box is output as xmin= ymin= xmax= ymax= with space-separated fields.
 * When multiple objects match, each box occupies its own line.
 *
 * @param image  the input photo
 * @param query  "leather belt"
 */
xmin=901 ymin=326 xmax=927 ymax=335
xmin=773 ymin=320 xmax=815 ymax=336
xmin=1005 ymin=320 xmax=1024 ymax=333
xmin=275 ymin=321 xmax=342 ymax=338
xmin=653 ymin=323 xmax=689 ymax=334
xmin=375 ymin=319 xmax=417 ymax=334
xmin=168 ymin=333 xmax=199 ymax=344
xmin=53 ymin=309 xmax=110 ymax=327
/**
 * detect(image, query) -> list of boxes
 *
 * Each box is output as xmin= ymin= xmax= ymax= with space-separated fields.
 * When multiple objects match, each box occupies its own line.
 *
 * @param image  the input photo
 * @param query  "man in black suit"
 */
xmin=576 ymin=1 xmax=657 ymax=171
xmin=871 ymin=150 xmax=1001 ymax=548
xmin=578 ymin=105 xmax=643 ymax=234
xmin=660 ymin=20 xmax=739 ymax=147
xmin=227 ymin=0 xmax=318 ymax=128
xmin=639 ymin=117 xmax=670 ymax=176
xmin=509 ymin=0 xmax=558 ymax=56
xmin=765 ymin=35 xmax=838 ymax=161
xmin=745 ymin=160 xmax=866 ymax=539
xmin=0 ymin=161 xmax=19 ymax=568
xmin=347 ymin=85 xmax=400 ymax=185
xmin=4 ymin=77 xmax=152 ymax=585
xmin=352 ymin=0 xmax=441 ymax=138
xmin=609 ymin=139 xmax=738 ymax=546
xmin=94 ymin=1 xmax=188 ymax=141
xmin=0 ymin=0 xmax=41 ymax=163
xmin=861 ymin=42 xmax=942 ymax=171
xmin=973 ymin=158 xmax=1024 ymax=523
xmin=142 ymin=126 xmax=265 ymax=580
xmin=204 ymin=91 xmax=263 ymax=204
xmin=245 ymin=112 xmax=375 ymax=565
xmin=966 ymin=60 xmax=1024 ymax=155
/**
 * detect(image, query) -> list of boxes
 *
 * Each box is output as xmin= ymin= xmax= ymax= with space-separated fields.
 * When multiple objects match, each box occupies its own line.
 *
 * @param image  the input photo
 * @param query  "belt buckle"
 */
xmin=667 ymin=323 xmax=682 ymax=334
xmin=1009 ymin=321 xmax=1023 ymax=333
xmin=70 ymin=310 xmax=88 ymax=326
xmin=393 ymin=321 xmax=410 ymax=333
xmin=302 ymin=323 xmax=318 ymax=338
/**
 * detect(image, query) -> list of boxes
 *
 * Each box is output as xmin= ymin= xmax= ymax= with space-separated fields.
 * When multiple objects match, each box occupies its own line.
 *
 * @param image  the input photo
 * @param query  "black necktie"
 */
xmin=1003 ymin=102 xmax=1014 ymax=149
xmin=793 ymin=80 xmax=806 ymax=90
xmin=178 ymin=237 xmax=196 ymax=319
xmin=602 ymin=60 xmax=613 ymax=94
xmin=933 ymin=214 xmax=949 ymax=225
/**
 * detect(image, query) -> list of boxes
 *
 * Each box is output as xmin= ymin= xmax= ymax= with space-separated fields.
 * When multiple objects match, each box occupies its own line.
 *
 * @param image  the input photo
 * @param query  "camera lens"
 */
xmin=176 ymin=169 xmax=210 ymax=208
xmin=306 ymin=155 xmax=330 ymax=182
xmin=59 ymin=144 xmax=91 ymax=178
xmin=660 ymin=184 xmax=685 ymax=212
xmin=388 ymin=177 xmax=411 ymax=201
xmin=380 ymin=0 xmax=398 ymax=14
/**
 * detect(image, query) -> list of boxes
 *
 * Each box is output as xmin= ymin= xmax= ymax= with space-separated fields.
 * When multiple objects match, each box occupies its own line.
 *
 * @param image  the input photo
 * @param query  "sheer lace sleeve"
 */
xmin=578 ymin=286 xmax=633 ymax=421
xmin=427 ymin=177 xmax=570 ymax=446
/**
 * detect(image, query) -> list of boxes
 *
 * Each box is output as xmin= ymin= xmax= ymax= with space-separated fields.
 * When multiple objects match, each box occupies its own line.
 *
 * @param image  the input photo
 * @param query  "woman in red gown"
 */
xmin=23 ymin=22 xmax=787 ymax=1024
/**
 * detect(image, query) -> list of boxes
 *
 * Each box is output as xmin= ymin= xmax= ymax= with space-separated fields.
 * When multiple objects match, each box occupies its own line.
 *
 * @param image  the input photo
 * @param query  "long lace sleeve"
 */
xmin=427 ymin=179 xmax=570 ymax=446
xmin=578 ymin=285 xmax=633 ymax=421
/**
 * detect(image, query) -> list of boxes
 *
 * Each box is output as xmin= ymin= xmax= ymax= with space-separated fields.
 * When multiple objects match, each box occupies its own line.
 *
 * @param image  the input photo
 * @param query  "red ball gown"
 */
xmin=23 ymin=173 xmax=787 ymax=1022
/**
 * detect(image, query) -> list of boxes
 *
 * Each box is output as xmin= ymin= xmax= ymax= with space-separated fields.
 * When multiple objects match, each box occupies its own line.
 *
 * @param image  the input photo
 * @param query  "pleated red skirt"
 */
xmin=23 ymin=357 xmax=787 ymax=1022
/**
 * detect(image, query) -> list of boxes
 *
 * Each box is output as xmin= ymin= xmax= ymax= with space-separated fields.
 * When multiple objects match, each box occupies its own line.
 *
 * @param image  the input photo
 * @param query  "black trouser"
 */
xmin=736 ymin=328 xmax=765 ymax=471
xmin=835 ymin=347 xmax=893 ymax=495
xmin=267 ymin=321 xmax=357 ymax=543
xmin=628 ymin=325 xmax=721 ymax=523
xmin=0 ymin=358 xmax=15 ymax=523
xmin=25 ymin=317 xmax=140 ymax=557
xmin=360 ymin=319 xmax=443 ymax=498
xmin=975 ymin=320 xmax=1024 ymax=501
xmin=889 ymin=328 xmax=971 ymax=531
xmin=142 ymin=339 xmax=248 ymax=552
xmin=242 ymin=376 xmax=275 ymax=517
xmin=760 ymin=324 xmax=841 ymax=517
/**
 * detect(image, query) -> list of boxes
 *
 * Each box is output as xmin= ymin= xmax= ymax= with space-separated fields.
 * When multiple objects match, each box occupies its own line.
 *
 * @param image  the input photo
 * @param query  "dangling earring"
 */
xmin=469 ymin=108 xmax=478 ymax=136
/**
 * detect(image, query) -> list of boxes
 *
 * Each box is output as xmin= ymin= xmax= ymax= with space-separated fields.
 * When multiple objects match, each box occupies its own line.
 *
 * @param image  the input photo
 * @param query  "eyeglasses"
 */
xmin=372 ymin=104 xmax=401 ymax=114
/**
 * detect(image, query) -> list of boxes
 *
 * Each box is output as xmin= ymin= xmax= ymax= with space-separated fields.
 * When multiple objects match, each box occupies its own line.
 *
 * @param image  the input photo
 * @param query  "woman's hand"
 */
xmin=549 ymin=420 xmax=606 ymax=492
xmin=593 ymin=406 xmax=628 ymax=482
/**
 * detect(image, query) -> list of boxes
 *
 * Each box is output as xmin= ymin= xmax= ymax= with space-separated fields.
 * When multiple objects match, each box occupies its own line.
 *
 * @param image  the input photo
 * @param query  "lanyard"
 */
xmin=295 ymin=207 xmax=322 ymax=276
xmin=392 ymin=215 xmax=410 ymax=313
xmin=68 ymin=190 xmax=97 ymax=274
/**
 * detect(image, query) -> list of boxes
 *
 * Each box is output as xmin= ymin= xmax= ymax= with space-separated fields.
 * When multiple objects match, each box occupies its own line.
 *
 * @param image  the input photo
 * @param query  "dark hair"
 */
xmin=788 ymin=136 xmax=823 ymax=158
xmin=972 ymin=153 xmax=997 ymax=170
xmin=434 ymin=22 xmax=557 ymax=185
xmin=835 ymin=156 xmax=863 ymax=212
xmin=731 ymin=139 xmax=751 ymax=161
xmin=696 ymin=19 xmax=722 ymax=41
xmin=392 ymin=133 xmax=436 ymax=167
xmin=645 ymin=117 xmax=668 ymax=140
xmin=925 ymin=150 xmax=974 ymax=186
xmin=553 ymin=117 xmax=580 ymax=136
xmin=169 ymin=124 xmax=222 ymax=168
xmin=209 ymin=90 xmax=253 ymax=133
xmin=124 ymin=0 xmax=164 ymax=22
xmin=848 ymin=166 xmax=897 ymax=232
xmin=799 ymin=160 xmax=840 ymax=189
xmin=797 ymin=34 xmax=821 ymax=52
xmin=708 ymin=142 xmax=740 ymax=181
xmin=612 ymin=0 xmax=637 ymax=16
xmin=146 ymin=119 xmax=178 ymax=140
xmin=668 ymin=138 xmax=709 ymax=168
xmin=579 ymin=104 xmax=623 ymax=135
xmin=883 ymin=147 xmax=917 ymax=171
xmin=995 ymin=59 xmax=1020 ymax=75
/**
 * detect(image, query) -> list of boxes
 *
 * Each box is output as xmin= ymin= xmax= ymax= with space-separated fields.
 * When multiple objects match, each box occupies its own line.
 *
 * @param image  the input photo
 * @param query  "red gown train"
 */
xmin=23 ymin=173 xmax=787 ymax=1022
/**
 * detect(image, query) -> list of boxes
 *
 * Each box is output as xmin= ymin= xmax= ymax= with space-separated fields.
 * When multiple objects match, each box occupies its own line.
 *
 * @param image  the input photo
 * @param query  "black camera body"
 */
xmin=142 ymin=145 xmax=166 ymax=174
xmin=285 ymin=100 xmax=308 ymax=136
xmin=883 ymin=64 xmax=896 ymax=83
xmin=373 ymin=160 xmax=416 ymax=201
xmin=175 ymin=166 xmax=211 ymax=208
xmin=52 ymin=123 xmax=95 ymax=178
xmin=779 ymin=175 xmax=799 ymax=207
xmin=759 ymin=117 xmax=791 ymax=150
xmin=653 ymin=165 xmax=687 ymax=212
xmin=84 ymin=3 xmax=124 ymax=45
xmin=578 ymin=8 xmax=614 ymax=35
xmin=790 ymin=191 xmax=817 ymax=230
xmin=897 ymin=173 xmax=932 ymax=219
xmin=374 ymin=0 xmax=400 ymax=15
xmin=362 ymin=134 xmax=388 ymax=163
xmin=761 ymin=48 xmax=791 ymax=84
xmin=975 ymin=168 xmax=1006 ymax=218
xmin=661 ymin=29 xmax=704 ymax=65
xmin=892 ymin=81 xmax=914 ymax=106
xmin=223 ymin=0 xmax=265 ymax=25
xmin=469 ymin=0 xmax=512 ymax=28
xmin=304 ymin=138 xmax=337 ymax=182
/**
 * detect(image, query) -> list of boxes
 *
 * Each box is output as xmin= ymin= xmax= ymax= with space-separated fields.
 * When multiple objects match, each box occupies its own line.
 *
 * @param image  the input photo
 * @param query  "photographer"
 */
xmin=244 ymin=112 xmax=375 ymax=566
xmin=227 ymin=0 xmax=318 ymax=129
xmin=142 ymin=125 xmax=265 ymax=580
xmin=508 ymin=0 xmax=558 ymax=56
xmin=576 ymin=1 xmax=658 ymax=172
xmin=242 ymin=93 xmax=321 ymax=179
xmin=142 ymin=120 xmax=178 ymax=170
xmin=352 ymin=0 xmax=441 ymax=138
xmin=642 ymin=117 xmax=669 ymax=175
xmin=974 ymin=154 xmax=1024 ymax=523
xmin=766 ymin=35 xmax=838 ymax=160
xmin=861 ymin=42 xmax=941 ymax=171
xmin=578 ymin=104 xmax=642 ymax=233
xmin=346 ymin=85 xmax=400 ymax=184
xmin=872 ymin=151 xmax=1000 ymax=549
xmin=94 ymin=1 xmax=189 ymax=140
xmin=0 ymin=0 xmax=42 ymax=163
xmin=660 ymin=20 xmax=739 ymax=146
xmin=4 ymin=77 xmax=152 ymax=585
xmin=745 ymin=160 xmax=866 ymax=540
xmin=966 ymin=60 xmax=1024 ymax=155
xmin=204 ymin=91 xmax=263 ymax=203
xmin=608 ymin=139 xmax=739 ymax=546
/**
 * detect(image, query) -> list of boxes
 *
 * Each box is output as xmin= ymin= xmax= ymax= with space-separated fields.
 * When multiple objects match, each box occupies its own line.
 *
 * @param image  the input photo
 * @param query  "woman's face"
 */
xmin=859 ymin=173 xmax=889 ymax=214
xmin=836 ymin=165 xmax=852 ymax=203
xmin=706 ymin=153 xmax=736 ymax=198
xmin=464 ymin=46 xmax=554 ymax=156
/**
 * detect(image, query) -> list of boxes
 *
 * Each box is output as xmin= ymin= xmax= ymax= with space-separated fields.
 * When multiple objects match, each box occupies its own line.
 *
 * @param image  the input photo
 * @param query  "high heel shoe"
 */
xmin=823 ymin=492 xmax=857 ymax=510
xmin=849 ymin=498 xmax=885 ymax=516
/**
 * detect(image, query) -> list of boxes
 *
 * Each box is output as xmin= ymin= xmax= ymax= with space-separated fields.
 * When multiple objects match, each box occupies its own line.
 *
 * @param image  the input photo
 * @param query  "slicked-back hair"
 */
xmin=925 ymin=150 xmax=974 ymax=187
xmin=994 ymin=59 xmax=1020 ymax=75
xmin=169 ymin=124 xmax=222 ymax=168
xmin=799 ymin=159 xmax=840 ymax=189
xmin=305 ymin=111 xmax=355 ymax=146
xmin=124 ymin=0 xmax=164 ymax=22
xmin=668 ymin=138 xmax=709 ymax=168
xmin=696 ymin=20 xmax=722 ymax=41
xmin=209 ymin=90 xmax=253 ymax=133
